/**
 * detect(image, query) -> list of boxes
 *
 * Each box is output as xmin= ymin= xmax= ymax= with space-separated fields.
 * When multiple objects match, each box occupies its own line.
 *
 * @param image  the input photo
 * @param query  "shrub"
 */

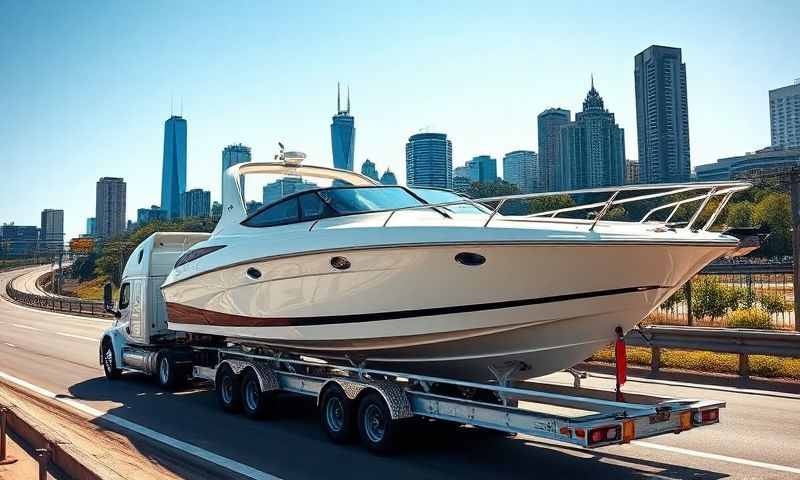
xmin=691 ymin=277 xmax=743 ymax=319
xmin=660 ymin=288 xmax=684 ymax=311
xmin=757 ymin=292 xmax=790 ymax=314
xmin=726 ymin=308 xmax=773 ymax=329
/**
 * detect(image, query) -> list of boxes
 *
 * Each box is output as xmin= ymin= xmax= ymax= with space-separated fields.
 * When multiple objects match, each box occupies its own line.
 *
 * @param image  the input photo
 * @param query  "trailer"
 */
xmin=99 ymin=232 xmax=724 ymax=453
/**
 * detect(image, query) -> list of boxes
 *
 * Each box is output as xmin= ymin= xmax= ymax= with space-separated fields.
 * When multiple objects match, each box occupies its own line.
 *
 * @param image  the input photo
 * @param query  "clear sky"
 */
xmin=1 ymin=0 xmax=798 ymax=240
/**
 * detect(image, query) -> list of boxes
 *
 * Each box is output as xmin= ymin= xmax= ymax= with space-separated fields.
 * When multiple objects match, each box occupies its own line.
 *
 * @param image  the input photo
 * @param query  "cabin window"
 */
xmin=243 ymin=197 xmax=300 ymax=227
xmin=119 ymin=282 xmax=130 ymax=309
xmin=299 ymin=193 xmax=334 ymax=221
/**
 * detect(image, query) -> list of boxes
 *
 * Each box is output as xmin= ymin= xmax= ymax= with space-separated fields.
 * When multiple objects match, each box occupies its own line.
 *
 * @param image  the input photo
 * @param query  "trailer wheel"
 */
xmin=357 ymin=392 xmax=399 ymax=453
xmin=215 ymin=364 xmax=242 ymax=413
xmin=156 ymin=351 xmax=179 ymax=389
xmin=320 ymin=385 xmax=355 ymax=443
xmin=241 ymin=369 xmax=274 ymax=419
xmin=101 ymin=338 xmax=121 ymax=380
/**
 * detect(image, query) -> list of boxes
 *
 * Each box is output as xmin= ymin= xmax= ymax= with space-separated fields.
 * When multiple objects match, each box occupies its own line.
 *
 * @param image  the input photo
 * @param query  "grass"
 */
xmin=590 ymin=345 xmax=800 ymax=380
xmin=67 ymin=276 xmax=117 ymax=301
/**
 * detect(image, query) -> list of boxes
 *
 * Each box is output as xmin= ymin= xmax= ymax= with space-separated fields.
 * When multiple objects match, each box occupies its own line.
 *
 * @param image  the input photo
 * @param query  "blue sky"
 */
xmin=1 ymin=0 xmax=798 ymax=240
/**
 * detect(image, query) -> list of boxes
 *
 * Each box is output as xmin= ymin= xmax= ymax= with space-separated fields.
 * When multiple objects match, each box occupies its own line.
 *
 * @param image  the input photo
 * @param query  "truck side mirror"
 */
xmin=103 ymin=283 xmax=114 ymax=312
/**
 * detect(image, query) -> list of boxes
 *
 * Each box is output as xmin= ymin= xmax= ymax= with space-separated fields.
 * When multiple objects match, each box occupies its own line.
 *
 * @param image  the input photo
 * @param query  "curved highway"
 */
xmin=1 ymin=265 xmax=799 ymax=479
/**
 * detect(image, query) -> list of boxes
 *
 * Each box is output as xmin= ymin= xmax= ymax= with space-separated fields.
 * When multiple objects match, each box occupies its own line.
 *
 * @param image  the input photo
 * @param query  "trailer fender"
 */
xmin=219 ymin=359 xmax=279 ymax=393
xmin=320 ymin=379 xmax=412 ymax=420
xmin=99 ymin=326 xmax=126 ymax=369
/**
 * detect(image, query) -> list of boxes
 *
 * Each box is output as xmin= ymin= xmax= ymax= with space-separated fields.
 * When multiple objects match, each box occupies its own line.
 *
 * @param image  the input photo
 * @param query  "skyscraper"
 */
xmin=86 ymin=217 xmax=96 ymax=236
xmin=96 ymin=177 xmax=126 ymax=240
xmin=635 ymin=45 xmax=690 ymax=183
xmin=40 ymin=209 xmax=64 ymax=252
xmin=222 ymin=143 xmax=252 ymax=199
xmin=182 ymin=189 xmax=211 ymax=217
xmin=557 ymin=80 xmax=625 ymax=190
xmin=405 ymin=132 xmax=452 ymax=189
xmin=465 ymin=155 xmax=498 ymax=183
xmin=137 ymin=206 xmax=167 ymax=225
xmin=625 ymin=159 xmax=640 ymax=184
xmin=161 ymin=115 xmax=187 ymax=219
xmin=769 ymin=80 xmax=800 ymax=149
xmin=503 ymin=151 xmax=538 ymax=194
xmin=262 ymin=177 xmax=319 ymax=205
xmin=331 ymin=83 xmax=355 ymax=171
xmin=380 ymin=169 xmax=398 ymax=185
xmin=537 ymin=108 xmax=571 ymax=192
xmin=360 ymin=159 xmax=379 ymax=181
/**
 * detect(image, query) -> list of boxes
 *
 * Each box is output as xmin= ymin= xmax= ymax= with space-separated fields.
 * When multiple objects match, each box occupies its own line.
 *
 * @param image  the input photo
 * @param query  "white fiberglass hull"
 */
xmin=162 ymin=242 xmax=732 ymax=382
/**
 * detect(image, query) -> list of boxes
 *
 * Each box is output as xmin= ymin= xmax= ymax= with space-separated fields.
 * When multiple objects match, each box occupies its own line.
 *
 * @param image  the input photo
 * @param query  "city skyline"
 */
xmin=1 ymin=2 xmax=797 ymax=239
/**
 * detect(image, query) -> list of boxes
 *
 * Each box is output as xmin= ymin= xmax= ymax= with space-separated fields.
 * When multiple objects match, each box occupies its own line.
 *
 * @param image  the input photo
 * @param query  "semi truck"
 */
xmin=99 ymin=232 xmax=724 ymax=453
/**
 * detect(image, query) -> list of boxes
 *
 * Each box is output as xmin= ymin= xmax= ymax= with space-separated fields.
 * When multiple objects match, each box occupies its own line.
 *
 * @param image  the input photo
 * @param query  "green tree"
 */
xmin=465 ymin=180 xmax=519 ymax=199
xmin=725 ymin=201 xmax=754 ymax=228
xmin=528 ymin=194 xmax=576 ymax=215
xmin=752 ymin=192 xmax=791 ymax=257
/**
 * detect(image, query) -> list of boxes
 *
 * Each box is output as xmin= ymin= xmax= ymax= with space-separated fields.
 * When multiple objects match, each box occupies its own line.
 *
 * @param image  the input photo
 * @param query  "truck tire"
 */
xmin=216 ymin=363 xmax=242 ymax=413
xmin=320 ymin=385 xmax=355 ymax=443
xmin=357 ymin=392 xmax=400 ymax=454
xmin=101 ymin=338 xmax=121 ymax=380
xmin=156 ymin=351 xmax=179 ymax=389
xmin=240 ymin=369 xmax=274 ymax=419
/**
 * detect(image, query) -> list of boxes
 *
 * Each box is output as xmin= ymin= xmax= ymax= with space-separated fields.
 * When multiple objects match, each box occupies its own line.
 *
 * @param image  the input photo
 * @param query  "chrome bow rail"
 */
xmin=381 ymin=181 xmax=750 ymax=230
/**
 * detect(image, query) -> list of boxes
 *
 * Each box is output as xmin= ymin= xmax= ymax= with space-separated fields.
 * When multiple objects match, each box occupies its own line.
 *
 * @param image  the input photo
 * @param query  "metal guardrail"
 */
xmin=701 ymin=262 xmax=793 ymax=274
xmin=5 ymin=281 xmax=109 ymax=317
xmin=626 ymin=325 xmax=800 ymax=378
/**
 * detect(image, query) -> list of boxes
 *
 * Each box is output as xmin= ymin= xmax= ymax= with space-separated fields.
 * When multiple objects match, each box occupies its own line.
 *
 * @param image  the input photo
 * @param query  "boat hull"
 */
xmin=163 ymin=242 xmax=732 ymax=382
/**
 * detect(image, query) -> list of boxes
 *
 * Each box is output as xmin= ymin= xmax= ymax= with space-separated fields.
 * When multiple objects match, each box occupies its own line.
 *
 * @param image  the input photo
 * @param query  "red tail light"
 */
xmin=588 ymin=426 xmax=620 ymax=445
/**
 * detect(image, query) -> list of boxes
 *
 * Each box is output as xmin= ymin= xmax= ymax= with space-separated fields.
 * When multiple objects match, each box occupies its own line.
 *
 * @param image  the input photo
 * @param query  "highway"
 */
xmin=1 ymin=265 xmax=799 ymax=479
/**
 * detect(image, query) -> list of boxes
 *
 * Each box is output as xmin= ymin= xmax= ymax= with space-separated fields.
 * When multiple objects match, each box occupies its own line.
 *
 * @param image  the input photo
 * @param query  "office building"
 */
xmin=263 ymin=177 xmax=319 ymax=205
xmin=557 ymin=80 xmax=625 ymax=190
xmin=161 ymin=115 xmax=188 ymax=219
xmin=770 ymin=80 xmax=800 ymax=149
xmin=137 ymin=206 xmax=167 ymax=225
xmin=405 ymin=132 xmax=452 ymax=189
xmin=331 ymin=83 xmax=355 ymax=171
xmin=465 ymin=155 xmax=498 ymax=184
xmin=182 ymin=189 xmax=211 ymax=218
xmin=0 ymin=224 xmax=39 ymax=257
xmin=503 ymin=150 xmax=538 ymax=193
xmin=96 ymin=177 xmax=126 ymax=240
xmin=452 ymin=176 xmax=471 ymax=193
xmin=86 ymin=217 xmax=96 ymax=236
xmin=380 ymin=169 xmax=398 ymax=185
xmin=360 ymin=159 xmax=379 ymax=181
xmin=245 ymin=200 xmax=263 ymax=215
xmin=40 ymin=209 xmax=64 ymax=252
xmin=695 ymin=146 xmax=800 ymax=181
xmin=537 ymin=108 xmax=571 ymax=192
xmin=634 ymin=45 xmax=690 ymax=183
xmin=625 ymin=160 xmax=640 ymax=184
xmin=222 ymin=143 xmax=252 ymax=199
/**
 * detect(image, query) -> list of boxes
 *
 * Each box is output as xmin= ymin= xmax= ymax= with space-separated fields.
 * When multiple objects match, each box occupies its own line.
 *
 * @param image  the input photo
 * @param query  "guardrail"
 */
xmin=626 ymin=325 xmax=800 ymax=379
xmin=5 ymin=281 xmax=109 ymax=317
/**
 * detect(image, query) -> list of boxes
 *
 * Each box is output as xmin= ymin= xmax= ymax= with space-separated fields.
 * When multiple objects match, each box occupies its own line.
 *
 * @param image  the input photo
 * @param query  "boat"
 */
xmin=160 ymin=150 xmax=752 ymax=382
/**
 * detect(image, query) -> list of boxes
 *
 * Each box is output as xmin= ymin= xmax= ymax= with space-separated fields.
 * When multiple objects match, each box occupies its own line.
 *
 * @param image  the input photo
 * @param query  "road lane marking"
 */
xmin=11 ymin=323 xmax=41 ymax=331
xmin=634 ymin=441 xmax=800 ymax=475
xmin=55 ymin=332 xmax=98 ymax=342
xmin=0 ymin=369 xmax=282 ymax=480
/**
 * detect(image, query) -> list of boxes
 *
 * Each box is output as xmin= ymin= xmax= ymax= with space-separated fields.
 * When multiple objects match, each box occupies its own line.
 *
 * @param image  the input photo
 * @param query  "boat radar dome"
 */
xmin=283 ymin=151 xmax=306 ymax=166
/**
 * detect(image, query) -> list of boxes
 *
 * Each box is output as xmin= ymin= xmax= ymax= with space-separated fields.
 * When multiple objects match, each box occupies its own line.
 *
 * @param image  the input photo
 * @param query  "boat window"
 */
xmin=318 ymin=187 xmax=422 ymax=214
xmin=119 ymin=282 xmax=130 ymax=309
xmin=299 ymin=192 xmax=334 ymax=221
xmin=243 ymin=197 xmax=299 ymax=227
xmin=411 ymin=188 xmax=487 ymax=214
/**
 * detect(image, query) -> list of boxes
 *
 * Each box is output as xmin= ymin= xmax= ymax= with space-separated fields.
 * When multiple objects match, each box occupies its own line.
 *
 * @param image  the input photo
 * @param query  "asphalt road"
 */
xmin=1 ymin=265 xmax=799 ymax=479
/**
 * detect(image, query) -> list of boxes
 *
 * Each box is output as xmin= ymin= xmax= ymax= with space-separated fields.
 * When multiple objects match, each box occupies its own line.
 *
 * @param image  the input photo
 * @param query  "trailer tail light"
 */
xmin=588 ymin=426 xmax=620 ymax=445
xmin=622 ymin=421 xmax=635 ymax=443
xmin=693 ymin=408 xmax=719 ymax=425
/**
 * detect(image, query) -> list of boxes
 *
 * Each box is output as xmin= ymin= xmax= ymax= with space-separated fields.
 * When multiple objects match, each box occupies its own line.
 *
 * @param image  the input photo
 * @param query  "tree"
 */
xmin=752 ymin=192 xmax=791 ymax=257
xmin=465 ymin=180 xmax=519 ymax=199
xmin=528 ymin=194 xmax=575 ymax=215
xmin=725 ymin=201 xmax=754 ymax=228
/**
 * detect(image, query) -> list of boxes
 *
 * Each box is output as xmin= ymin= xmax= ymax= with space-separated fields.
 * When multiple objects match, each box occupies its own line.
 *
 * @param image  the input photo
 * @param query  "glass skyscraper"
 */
xmin=465 ymin=155 xmax=497 ymax=184
xmin=380 ymin=169 xmax=398 ymax=185
xmin=331 ymin=84 xmax=355 ymax=171
xmin=537 ymin=108 xmax=571 ymax=192
xmin=360 ymin=159 xmax=379 ymax=181
xmin=222 ymin=143 xmax=252 ymax=200
xmin=405 ymin=133 xmax=452 ymax=189
xmin=161 ymin=115 xmax=187 ymax=219
xmin=502 ymin=150 xmax=538 ymax=194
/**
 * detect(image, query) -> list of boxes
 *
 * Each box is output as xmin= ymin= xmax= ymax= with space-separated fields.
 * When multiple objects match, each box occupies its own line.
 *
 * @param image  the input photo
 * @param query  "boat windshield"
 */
xmin=410 ymin=188 xmax=488 ymax=215
xmin=318 ymin=187 xmax=422 ymax=214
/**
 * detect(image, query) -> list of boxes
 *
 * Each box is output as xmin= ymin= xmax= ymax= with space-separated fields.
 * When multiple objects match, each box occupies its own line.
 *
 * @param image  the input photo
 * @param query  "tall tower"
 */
xmin=330 ymin=83 xmax=355 ymax=171
xmin=96 ymin=177 xmax=126 ymax=240
xmin=770 ymin=80 xmax=800 ymax=149
xmin=635 ymin=45 xmax=690 ymax=183
xmin=161 ymin=115 xmax=187 ymax=219
xmin=405 ymin=132 xmax=452 ymax=188
xmin=40 ymin=209 xmax=64 ymax=252
xmin=537 ymin=108 xmax=571 ymax=192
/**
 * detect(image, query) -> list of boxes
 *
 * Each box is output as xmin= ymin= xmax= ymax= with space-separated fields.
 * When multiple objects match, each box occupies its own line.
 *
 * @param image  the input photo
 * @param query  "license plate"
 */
xmin=649 ymin=411 xmax=671 ymax=424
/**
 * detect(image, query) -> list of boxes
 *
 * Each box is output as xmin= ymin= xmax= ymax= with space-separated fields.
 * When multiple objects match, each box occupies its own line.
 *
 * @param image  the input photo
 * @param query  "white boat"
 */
xmin=160 ymin=150 xmax=751 ymax=382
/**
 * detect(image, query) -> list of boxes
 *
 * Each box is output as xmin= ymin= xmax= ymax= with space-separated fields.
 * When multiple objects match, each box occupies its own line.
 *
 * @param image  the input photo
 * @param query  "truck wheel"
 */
xmin=241 ymin=369 xmax=274 ymax=419
xmin=357 ymin=392 xmax=399 ymax=453
xmin=102 ymin=338 xmax=121 ymax=380
xmin=156 ymin=351 xmax=179 ymax=389
xmin=320 ymin=385 xmax=355 ymax=443
xmin=216 ymin=364 xmax=242 ymax=413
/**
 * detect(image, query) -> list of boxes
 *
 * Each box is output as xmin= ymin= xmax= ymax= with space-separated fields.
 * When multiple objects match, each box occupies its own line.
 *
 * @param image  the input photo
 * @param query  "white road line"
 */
xmin=0 ymin=369 xmax=282 ymax=480
xmin=634 ymin=441 xmax=800 ymax=475
xmin=55 ymin=332 xmax=98 ymax=342
xmin=11 ymin=323 xmax=41 ymax=331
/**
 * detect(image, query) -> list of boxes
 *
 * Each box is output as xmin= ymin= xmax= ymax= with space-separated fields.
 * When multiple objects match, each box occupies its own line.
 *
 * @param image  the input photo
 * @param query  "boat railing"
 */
xmin=309 ymin=181 xmax=751 ymax=232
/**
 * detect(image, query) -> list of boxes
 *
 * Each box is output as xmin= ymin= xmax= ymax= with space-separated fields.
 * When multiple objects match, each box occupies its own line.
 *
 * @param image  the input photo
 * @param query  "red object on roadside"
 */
xmin=615 ymin=336 xmax=627 ymax=386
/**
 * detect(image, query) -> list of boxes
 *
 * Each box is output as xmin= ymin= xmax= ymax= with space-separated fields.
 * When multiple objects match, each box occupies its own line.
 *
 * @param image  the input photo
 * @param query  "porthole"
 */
xmin=455 ymin=252 xmax=485 ymax=266
xmin=330 ymin=256 xmax=351 ymax=270
xmin=246 ymin=267 xmax=262 ymax=279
